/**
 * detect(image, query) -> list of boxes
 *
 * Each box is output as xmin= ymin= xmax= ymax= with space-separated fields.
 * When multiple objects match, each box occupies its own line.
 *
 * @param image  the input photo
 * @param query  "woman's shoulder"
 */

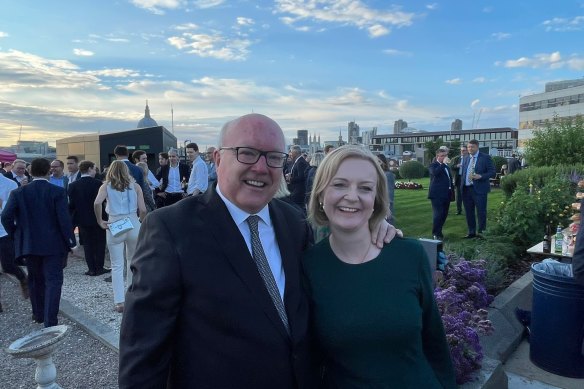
xmin=383 ymin=237 xmax=427 ymax=266
xmin=302 ymin=238 xmax=331 ymax=265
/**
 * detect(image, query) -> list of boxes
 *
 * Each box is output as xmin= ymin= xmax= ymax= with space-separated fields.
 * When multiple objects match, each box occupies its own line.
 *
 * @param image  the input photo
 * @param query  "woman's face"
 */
xmin=321 ymin=157 xmax=377 ymax=233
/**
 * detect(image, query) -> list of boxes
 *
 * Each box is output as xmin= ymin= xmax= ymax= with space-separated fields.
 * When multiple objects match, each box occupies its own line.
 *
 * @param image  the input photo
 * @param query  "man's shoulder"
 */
xmin=0 ymin=174 xmax=17 ymax=188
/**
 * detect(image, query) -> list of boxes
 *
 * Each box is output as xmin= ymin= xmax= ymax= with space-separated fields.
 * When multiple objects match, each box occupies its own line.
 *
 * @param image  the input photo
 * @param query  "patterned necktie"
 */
xmin=466 ymin=156 xmax=476 ymax=185
xmin=246 ymin=215 xmax=290 ymax=334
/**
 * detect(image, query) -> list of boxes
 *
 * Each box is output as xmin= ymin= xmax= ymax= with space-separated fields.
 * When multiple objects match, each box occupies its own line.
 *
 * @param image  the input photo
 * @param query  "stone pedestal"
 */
xmin=6 ymin=325 xmax=69 ymax=389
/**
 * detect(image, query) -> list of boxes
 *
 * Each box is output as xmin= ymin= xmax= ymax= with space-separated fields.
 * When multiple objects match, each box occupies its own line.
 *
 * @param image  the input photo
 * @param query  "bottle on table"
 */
xmin=181 ymin=176 xmax=188 ymax=193
xmin=542 ymin=226 xmax=551 ymax=254
xmin=554 ymin=225 xmax=563 ymax=254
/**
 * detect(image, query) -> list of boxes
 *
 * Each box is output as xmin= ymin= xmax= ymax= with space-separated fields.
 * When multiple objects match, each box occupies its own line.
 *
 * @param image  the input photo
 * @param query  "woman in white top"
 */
xmin=94 ymin=161 xmax=147 ymax=313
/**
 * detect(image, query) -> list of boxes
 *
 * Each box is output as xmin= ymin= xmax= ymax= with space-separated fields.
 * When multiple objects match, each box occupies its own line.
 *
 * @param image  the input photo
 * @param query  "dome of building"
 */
xmin=137 ymin=101 xmax=158 ymax=128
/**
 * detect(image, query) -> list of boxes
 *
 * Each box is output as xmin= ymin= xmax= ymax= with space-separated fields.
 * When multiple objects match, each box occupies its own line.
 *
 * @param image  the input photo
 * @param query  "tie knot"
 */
xmin=247 ymin=215 xmax=260 ymax=231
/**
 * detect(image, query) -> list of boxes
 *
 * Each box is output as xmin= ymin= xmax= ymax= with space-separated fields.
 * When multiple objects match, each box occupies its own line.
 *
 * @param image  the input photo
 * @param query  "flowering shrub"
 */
xmin=435 ymin=258 xmax=494 ymax=384
xmin=395 ymin=181 xmax=423 ymax=190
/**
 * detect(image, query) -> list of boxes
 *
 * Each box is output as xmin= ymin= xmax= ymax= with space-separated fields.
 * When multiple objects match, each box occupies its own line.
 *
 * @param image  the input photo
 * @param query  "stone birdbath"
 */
xmin=6 ymin=325 xmax=69 ymax=389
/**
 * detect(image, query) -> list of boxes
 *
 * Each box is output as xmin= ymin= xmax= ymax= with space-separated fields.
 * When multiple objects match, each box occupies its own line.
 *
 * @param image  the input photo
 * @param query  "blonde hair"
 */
xmin=106 ymin=160 xmax=133 ymax=191
xmin=136 ymin=162 xmax=149 ymax=179
xmin=308 ymin=145 xmax=389 ymax=230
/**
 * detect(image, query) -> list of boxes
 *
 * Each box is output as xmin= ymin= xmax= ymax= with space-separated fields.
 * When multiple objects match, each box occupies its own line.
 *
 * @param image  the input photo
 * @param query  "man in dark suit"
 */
xmin=119 ymin=114 xmax=315 ymax=388
xmin=450 ymin=145 xmax=468 ymax=215
xmin=68 ymin=160 xmax=109 ymax=276
xmin=1 ymin=158 xmax=77 ymax=327
xmin=461 ymin=139 xmax=495 ymax=238
xmin=114 ymin=145 xmax=145 ymax=188
xmin=3 ymin=159 xmax=31 ymax=187
xmin=285 ymin=145 xmax=309 ymax=209
xmin=155 ymin=148 xmax=190 ymax=207
xmin=66 ymin=156 xmax=82 ymax=184
xmin=428 ymin=148 xmax=453 ymax=240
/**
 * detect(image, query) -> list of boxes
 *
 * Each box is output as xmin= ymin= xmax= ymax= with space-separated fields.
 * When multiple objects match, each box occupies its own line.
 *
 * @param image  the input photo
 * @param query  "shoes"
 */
xmin=19 ymin=280 xmax=29 ymax=299
xmin=114 ymin=303 xmax=124 ymax=313
xmin=104 ymin=276 xmax=112 ymax=283
xmin=84 ymin=270 xmax=96 ymax=276
xmin=456 ymin=211 xmax=462 ymax=215
xmin=432 ymin=235 xmax=444 ymax=241
xmin=95 ymin=268 xmax=111 ymax=275
xmin=31 ymin=314 xmax=43 ymax=324
xmin=463 ymin=234 xmax=477 ymax=239
xmin=0 ymin=302 xmax=3 ymax=313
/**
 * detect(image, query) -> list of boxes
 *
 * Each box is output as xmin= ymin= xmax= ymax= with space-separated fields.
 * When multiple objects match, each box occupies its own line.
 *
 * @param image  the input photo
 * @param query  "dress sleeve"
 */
xmin=417 ymin=244 xmax=457 ymax=388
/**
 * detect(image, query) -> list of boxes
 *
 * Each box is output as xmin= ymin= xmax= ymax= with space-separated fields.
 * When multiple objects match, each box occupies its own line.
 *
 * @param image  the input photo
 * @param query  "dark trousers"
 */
xmin=455 ymin=183 xmax=463 ymax=213
xmin=79 ymin=225 xmax=106 ymax=273
xmin=462 ymin=186 xmax=488 ymax=235
xmin=26 ymin=254 xmax=64 ymax=327
xmin=431 ymin=199 xmax=450 ymax=238
xmin=0 ymin=235 xmax=27 ymax=282
xmin=164 ymin=192 xmax=184 ymax=207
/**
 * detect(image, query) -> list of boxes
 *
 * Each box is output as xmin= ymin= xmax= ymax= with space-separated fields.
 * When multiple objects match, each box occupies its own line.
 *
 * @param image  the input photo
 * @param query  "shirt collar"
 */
xmin=32 ymin=178 xmax=49 ymax=182
xmin=216 ymin=185 xmax=271 ymax=227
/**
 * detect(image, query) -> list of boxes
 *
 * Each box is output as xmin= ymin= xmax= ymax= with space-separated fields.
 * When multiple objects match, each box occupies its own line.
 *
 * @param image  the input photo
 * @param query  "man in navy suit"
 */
xmin=114 ymin=145 xmax=145 ymax=188
xmin=461 ymin=139 xmax=495 ymax=238
xmin=428 ymin=148 xmax=453 ymax=240
xmin=68 ymin=160 xmax=108 ymax=276
xmin=1 ymin=158 xmax=77 ymax=326
xmin=285 ymin=145 xmax=309 ymax=209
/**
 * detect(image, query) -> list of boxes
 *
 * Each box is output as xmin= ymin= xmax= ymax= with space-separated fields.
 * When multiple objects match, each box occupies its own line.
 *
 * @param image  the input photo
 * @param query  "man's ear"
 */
xmin=214 ymin=150 xmax=220 ymax=166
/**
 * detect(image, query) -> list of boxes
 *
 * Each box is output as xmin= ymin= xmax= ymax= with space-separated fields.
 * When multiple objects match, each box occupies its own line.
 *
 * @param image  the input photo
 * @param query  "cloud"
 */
xmin=274 ymin=0 xmax=416 ymax=38
xmin=542 ymin=16 xmax=584 ymax=32
xmin=445 ymin=78 xmax=462 ymax=85
xmin=426 ymin=3 xmax=438 ymax=10
xmin=491 ymin=32 xmax=510 ymax=40
xmin=167 ymin=32 xmax=251 ymax=61
xmin=482 ymin=6 xmax=493 ymax=13
xmin=237 ymin=17 xmax=255 ymax=26
xmin=383 ymin=48 xmax=412 ymax=57
xmin=106 ymin=38 xmax=130 ymax=43
xmin=86 ymin=68 xmax=141 ymax=77
xmin=193 ymin=0 xmax=224 ymax=8
xmin=130 ymin=0 xmax=186 ymax=14
xmin=472 ymin=77 xmax=486 ymax=83
xmin=471 ymin=99 xmax=480 ymax=109
xmin=175 ymin=23 xmax=199 ymax=31
xmin=0 ymin=31 xmax=8 ymax=38
xmin=495 ymin=51 xmax=580 ymax=69
xmin=73 ymin=48 xmax=95 ymax=57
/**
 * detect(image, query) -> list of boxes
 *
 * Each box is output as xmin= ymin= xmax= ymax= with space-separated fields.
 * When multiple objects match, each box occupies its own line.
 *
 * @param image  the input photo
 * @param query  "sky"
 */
xmin=1 ymin=0 xmax=583 ymax=149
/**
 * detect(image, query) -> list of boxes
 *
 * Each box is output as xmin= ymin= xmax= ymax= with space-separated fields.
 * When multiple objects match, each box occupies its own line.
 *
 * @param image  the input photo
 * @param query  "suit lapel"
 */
xmin=202 ymin=189 xmax=291 ymax=340
xmin=270 ymin=202 xmax=302 ymax=342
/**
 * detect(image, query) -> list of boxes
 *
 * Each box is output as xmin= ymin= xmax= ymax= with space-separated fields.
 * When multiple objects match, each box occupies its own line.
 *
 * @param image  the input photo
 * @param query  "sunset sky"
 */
xmin=1 ymin=0 xmax=583 ymax=148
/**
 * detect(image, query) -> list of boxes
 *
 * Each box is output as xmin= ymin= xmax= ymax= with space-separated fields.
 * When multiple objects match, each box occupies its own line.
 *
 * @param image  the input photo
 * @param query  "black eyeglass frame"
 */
xmin=219 ymin=147 xmax=289 ymax=168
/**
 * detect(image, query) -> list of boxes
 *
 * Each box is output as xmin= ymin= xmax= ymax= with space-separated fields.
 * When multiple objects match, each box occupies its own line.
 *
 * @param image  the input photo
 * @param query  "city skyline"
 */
xmin=1 ymin=1 xmax=583 ymax=147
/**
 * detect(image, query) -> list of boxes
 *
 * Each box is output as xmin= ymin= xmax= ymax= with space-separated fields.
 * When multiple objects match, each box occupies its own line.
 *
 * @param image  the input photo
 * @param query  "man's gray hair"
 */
xmin=168 ymin=148 xmax=179 ymax=156
xmin=290 ymin=145 xmax=301 ymax=153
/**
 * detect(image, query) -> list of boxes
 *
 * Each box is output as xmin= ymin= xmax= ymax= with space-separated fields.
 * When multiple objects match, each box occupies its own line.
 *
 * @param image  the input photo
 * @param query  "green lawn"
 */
xmin=393 ymin=177 xmax=505 ymax=244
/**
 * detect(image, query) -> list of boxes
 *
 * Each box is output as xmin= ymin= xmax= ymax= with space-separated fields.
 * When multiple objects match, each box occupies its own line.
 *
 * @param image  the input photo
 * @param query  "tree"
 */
xmin=525 ymin=115 xmax=584 ymax=167
xmin=399 ymin=160 xmax=427 ymax=180
xmin=424 ymin=138 xmax=461 ymax=162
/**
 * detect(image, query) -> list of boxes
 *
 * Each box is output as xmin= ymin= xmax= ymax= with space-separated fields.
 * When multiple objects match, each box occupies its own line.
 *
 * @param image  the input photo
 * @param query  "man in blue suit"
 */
xmin=460 ymin=139 xmax=495 ymax=238
xmin=1 ymin=158 xmax=77 ymax=326
xmin=428 ymin=148 xmax=453 ymax=240
xmin=114 ymin=145 xmax=145 ymax=188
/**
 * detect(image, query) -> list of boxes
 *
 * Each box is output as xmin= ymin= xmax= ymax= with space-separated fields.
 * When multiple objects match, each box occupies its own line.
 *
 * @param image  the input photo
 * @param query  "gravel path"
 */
xmin=0 ymin=269 xmax=119 ymax=388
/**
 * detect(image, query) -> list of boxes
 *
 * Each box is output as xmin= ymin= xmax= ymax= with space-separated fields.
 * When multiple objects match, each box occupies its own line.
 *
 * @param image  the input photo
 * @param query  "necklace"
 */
xmin=330 ymin=235 xmax=373 ymax=265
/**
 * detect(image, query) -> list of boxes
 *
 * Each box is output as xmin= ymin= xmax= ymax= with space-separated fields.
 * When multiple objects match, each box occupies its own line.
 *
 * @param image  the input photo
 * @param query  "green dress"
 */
xmin=302 ymin=237 xmax=457 ymax=388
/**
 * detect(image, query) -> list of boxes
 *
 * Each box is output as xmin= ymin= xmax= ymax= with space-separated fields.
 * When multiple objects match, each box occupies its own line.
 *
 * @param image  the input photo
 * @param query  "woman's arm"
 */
xmin=93 ymin=184 xmax=108 ymax=230
xmin=134 ymin=183 xmax=147 ymax=222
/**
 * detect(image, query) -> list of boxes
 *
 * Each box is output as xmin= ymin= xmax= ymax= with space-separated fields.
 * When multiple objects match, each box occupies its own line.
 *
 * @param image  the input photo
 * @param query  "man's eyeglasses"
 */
xmin=220 ymin=147 xmax=288 ymax=168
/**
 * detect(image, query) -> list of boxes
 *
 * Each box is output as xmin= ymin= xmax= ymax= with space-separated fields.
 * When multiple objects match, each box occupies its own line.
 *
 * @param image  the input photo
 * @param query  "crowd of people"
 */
xmin=1 ymin=113 xmax=464 ymax=388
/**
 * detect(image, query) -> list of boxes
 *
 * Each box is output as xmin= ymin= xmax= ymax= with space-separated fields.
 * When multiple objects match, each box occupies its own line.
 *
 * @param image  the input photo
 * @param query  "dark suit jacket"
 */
xmin=3 ymin=171 xmax=31 ymax=187
xmin=68 ymin=176 xmax=104 ymax=227
xmin=119 ymin=187 xmax=314 ymax=388
xmin=287 ymin=156 xmax=309 ymax=205
xmin=123 ymin=160 xmax=145 ymax=188
xmin=461 ymin=152 xmax=495 ymax=195
xmin=1 ymin=179 xmax=76 ymax=259
xmin=450 ymin=155 xmax=463 ymax=186
xmin=428 ymin=161 xmax=452 ymax=201
xmin=155 ymin=163 xmax=189 ymax=192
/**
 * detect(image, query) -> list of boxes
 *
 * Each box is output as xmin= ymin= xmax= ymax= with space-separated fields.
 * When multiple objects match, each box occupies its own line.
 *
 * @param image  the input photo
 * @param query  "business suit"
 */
xmin=4 ymin=171 xmax=31 ymax=187
xmin=450 ymin=155 xmax=464 ymax=214
xmin=287 ymin=156 xmax=309 ymax=207
xmin=461 ymin=152 xmax=495 ymax=235
xmin=119 ymin=186 xmax=314 ymax=388
xmin=155 ymin=163 xmax=190 ymax=206
xmin=68 ymin=176 xmax=107 ymax=274
xmin=122 ymin=160 xmax=145 ymax=188
xmin=428 ymin=161 xmax=453 ymax=239
xmin=1 ymin=179 xmax=76 ymax=326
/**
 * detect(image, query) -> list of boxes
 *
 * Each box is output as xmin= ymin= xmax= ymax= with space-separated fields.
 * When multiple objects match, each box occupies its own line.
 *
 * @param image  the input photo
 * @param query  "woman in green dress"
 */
xmin=303 ymin=145 xmax=456 ymax=388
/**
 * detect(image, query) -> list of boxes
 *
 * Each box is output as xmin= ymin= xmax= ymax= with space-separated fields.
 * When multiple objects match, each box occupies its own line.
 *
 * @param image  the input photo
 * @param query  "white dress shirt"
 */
xmin=0 ymin=174 xmax=18 ymax=238
xmin=187 ymin=156 xmax=209 ymax=195
xmin=216 ymin=185 xmax=286 ymax=300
